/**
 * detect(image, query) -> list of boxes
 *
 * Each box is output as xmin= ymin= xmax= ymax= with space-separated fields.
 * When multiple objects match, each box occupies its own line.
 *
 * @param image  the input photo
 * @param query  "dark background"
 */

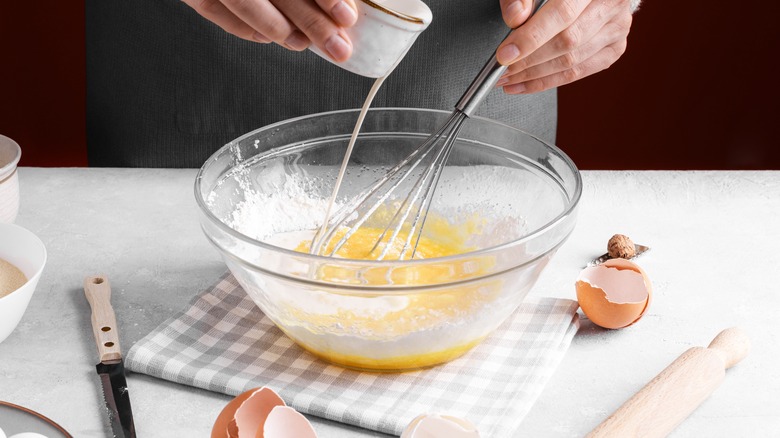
xmin=2 ymin=1 xmax=779 ymax=169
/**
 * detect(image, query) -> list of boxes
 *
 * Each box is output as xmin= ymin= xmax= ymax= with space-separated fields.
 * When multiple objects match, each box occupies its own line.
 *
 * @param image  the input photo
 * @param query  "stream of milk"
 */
xmin=309 ymin=75 xmax=388 ymax=253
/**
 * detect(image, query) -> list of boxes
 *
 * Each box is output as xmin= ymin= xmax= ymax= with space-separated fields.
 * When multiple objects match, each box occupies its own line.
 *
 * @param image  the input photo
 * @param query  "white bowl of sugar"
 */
xmin=0 ymin=223 xmax=47 ymax=344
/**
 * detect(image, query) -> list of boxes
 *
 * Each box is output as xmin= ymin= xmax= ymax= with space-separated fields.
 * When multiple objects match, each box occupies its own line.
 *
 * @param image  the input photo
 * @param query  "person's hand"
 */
xmin=495 ymin=0 xmax=634 ymax=94
xmin=182 ymin=0 xmax=358 ymax=62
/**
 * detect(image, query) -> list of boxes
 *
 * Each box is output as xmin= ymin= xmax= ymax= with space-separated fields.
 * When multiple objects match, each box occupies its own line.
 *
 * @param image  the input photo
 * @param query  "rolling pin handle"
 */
xmin=587 ymin=326 xmax=750 ymax=438
xmin=707 ymin=326 xmax=751 ymax=369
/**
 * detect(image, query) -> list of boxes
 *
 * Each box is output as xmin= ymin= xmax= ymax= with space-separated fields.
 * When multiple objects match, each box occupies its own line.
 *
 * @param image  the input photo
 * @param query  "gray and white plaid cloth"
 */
xmin=126 ymin=273 xmax=579 ymax=437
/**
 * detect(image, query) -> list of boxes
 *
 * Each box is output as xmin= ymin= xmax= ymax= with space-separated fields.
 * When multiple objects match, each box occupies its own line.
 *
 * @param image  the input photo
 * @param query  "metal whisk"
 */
xmin=311 ymin=1 xmax=546 ymax=260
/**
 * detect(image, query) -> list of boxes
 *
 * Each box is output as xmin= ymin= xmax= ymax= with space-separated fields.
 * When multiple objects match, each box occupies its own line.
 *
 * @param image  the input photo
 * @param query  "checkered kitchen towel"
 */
xmin=126 ymin=273 xmax=579 ymax=437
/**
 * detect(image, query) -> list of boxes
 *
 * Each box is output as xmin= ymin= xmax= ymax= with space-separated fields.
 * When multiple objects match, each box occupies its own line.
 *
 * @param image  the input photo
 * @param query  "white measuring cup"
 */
xmin=310 ymin=0 xmax=433 ymax=78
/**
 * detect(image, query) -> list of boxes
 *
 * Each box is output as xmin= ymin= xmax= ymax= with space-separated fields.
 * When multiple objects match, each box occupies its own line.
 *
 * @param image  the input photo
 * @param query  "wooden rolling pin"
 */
xmin=588 ymin=327 xmax=750 ymax=437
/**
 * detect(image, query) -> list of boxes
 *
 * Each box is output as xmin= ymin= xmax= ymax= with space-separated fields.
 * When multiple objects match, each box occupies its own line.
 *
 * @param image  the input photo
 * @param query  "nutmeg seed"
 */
xmin=608 ymin=234 xmax=636 ymax=259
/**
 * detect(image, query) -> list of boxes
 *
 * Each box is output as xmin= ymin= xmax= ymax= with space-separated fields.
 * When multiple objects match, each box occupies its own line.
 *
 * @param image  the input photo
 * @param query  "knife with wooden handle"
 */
xmin=84 ymin=275 xmax=137 ymax=438
xmin=588 ymin=327 xmax=750 ymax=437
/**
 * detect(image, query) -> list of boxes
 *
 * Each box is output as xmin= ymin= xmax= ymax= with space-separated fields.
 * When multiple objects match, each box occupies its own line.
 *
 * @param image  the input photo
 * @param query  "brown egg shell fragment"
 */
xmin=263 ymin=406 xmax=318 ymax=438
xmin=401 ymin=414 xmax=480 ymax=438
xmin=212 ymin=388 xmax=257 ymax=438
xmin=576 ymin=258 xmax=652 ymax=329
xmin=211 ymin=386 xmax=286 ymax=438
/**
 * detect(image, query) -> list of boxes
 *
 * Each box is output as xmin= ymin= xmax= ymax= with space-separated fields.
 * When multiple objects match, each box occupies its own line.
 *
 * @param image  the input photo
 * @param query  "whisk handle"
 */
xmin=455 ymin=0 xmax=549 ymax=117
xmin=454 ymin=53 xmax=506 ymax=117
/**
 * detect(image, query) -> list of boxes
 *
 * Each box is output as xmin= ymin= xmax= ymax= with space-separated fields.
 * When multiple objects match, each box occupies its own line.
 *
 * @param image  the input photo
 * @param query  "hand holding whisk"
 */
xmin=310 ymin=0 xmax=548 ymax=261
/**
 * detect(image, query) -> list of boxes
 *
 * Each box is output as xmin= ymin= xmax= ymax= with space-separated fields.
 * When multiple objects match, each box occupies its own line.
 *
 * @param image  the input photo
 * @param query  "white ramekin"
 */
xmin=310 ymin=0 xmax=433 ymax=78
xmin=0 ymin=135 xmax=21 ymax=224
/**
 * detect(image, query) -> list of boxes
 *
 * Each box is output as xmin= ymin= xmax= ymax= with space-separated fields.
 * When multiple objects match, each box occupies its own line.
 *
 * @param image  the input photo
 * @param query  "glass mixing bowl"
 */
xmin=195 ymin=108 xmax=581 ymax=372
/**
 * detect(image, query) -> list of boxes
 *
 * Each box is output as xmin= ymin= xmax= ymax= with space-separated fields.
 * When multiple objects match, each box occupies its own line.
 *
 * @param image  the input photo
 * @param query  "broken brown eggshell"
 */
xmin=213 ymin=387 xmax=481 ymax=438
xmin=576 ymin=258 xmax=652 ymax=329
xmin=211 ymin=386 xmax=317 ymax=438
xmin=401 ymin=414 xmax=480 ymax=438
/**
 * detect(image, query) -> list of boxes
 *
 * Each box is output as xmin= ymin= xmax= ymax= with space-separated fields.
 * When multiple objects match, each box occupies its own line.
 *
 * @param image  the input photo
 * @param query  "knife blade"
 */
xmin=84 ymin=275 xmax=137 ymax=438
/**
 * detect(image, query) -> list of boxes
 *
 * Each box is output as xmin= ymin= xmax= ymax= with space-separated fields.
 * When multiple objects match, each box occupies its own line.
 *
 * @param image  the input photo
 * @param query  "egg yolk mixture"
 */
xmin=289 ymin=217 xmax=501 ymax=371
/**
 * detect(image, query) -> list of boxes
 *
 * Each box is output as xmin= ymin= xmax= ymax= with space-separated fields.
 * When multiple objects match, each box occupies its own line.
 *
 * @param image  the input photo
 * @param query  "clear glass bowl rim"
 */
xmin=194 ymin=107 xmax=583 ymax=268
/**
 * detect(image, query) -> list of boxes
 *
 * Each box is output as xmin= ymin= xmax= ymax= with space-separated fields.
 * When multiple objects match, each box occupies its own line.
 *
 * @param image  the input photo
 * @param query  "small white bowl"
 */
xmin=0 ymin=223 xmax=47 ymax=344
xmin=310 ymin=0 xmax=432 ymax=78
xmin=0 ymin=134 xmax=22 ymax=224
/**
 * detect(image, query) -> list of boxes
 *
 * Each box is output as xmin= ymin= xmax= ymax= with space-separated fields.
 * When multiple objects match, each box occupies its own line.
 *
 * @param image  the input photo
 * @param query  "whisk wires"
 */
xmin=310 ymin=111 xmax=467 ymax=261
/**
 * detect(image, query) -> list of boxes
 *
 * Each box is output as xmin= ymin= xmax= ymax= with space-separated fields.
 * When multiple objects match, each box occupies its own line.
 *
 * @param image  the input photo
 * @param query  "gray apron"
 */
xmin=86 ymin=0 xmax=556 ymax=167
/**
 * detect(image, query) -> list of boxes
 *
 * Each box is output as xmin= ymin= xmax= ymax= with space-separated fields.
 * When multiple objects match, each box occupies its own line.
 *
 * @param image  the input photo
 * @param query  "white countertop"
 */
xmin=2 ymin=168 xmax=779 ymax=437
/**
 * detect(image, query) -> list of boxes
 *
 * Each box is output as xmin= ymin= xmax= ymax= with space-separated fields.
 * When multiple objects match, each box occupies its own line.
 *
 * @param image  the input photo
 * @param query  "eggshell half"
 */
xmin=263 ymin=406 xmax=318 ymax=438
xmin=232 ymin=387 xmax=286 ymax=438
xmin=401 ymin=414 xmax=480 ymax=438
xmin=576 ymin=258 xmax=652 ymax=329
xmin=212 ymin=389 xmax=257 ymax=438
xmin=211 ymin=386 xmax=285 ymax=438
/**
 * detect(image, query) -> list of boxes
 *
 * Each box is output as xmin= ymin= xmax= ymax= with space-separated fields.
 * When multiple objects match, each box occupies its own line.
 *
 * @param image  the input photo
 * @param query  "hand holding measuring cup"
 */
xmin=182 ymin=0 xmax=359 ymax=61
xmin=183 ymin=0 xmax=432 ymax=78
